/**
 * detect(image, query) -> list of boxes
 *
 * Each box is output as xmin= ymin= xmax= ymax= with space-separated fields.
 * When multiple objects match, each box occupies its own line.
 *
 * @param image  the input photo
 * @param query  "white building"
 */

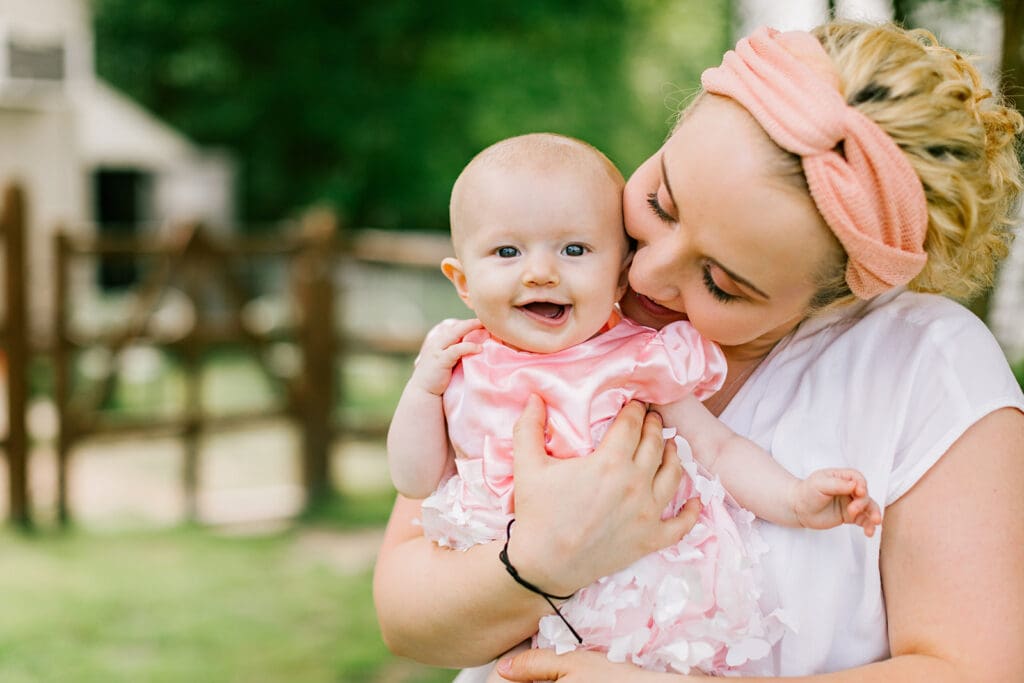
xmin=735 ymin=0 xmax=893 ymax=36
xmin=0 ymin=0 xmax=235 ymax=337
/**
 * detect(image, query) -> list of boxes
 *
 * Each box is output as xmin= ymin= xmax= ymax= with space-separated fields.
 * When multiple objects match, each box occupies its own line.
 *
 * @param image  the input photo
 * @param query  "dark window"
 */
xmin=94 ymin=169 xmax=152 ymax=289
xmin=7 ymin=40 xmax=65 ymax=81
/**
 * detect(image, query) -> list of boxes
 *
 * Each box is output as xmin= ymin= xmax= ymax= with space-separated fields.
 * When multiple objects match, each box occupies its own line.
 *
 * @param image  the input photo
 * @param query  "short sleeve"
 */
xmin=716 ymin=291 xmax=1024 ymax=676
xmin=629 ymin=321 xmax=728 ymax=404
xmin=886 ymin=308 xmax=1024 ymax=504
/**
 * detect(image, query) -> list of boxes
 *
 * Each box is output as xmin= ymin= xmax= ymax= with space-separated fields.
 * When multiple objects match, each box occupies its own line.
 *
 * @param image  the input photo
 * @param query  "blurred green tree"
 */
xmin=94 ymin=0 xmax=730 ymax=231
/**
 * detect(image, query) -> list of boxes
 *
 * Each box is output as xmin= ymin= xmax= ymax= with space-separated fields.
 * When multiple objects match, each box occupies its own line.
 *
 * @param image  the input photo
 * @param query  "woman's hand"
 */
xmin=505 ymin=395 xmax=702 ymax=597
xmin=375 ymin=397 xmax=699 ymax=666
xmin=494 ymin=648 xmax=688 ymax=682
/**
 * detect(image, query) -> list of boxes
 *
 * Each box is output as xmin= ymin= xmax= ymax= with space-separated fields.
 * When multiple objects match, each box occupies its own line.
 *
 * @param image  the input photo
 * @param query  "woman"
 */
xmin=374 ymin=20 xmax=1024 ymax=681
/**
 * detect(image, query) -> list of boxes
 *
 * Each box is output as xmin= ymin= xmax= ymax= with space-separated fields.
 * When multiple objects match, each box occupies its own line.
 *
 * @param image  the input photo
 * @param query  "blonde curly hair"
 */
xmin=806 ymin=20 xmax=1024 ymax=308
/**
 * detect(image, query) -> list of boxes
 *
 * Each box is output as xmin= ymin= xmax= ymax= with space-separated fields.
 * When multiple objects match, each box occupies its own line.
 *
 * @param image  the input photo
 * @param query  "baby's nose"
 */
xmin=522 ymin=255 xmax=559 ymax=286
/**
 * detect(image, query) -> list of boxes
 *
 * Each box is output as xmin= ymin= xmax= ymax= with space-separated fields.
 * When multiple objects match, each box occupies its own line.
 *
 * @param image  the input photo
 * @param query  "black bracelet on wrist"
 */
xmin=499 ymin=518 xmax=583 ymax=645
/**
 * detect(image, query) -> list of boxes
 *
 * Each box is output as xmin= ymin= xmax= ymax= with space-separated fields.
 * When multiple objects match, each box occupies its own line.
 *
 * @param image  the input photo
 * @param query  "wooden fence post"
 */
xmin=179 ymin=226 xmax=207 ymax=523
xmin=3 ymin=183 xmax=30 ymax=529
xmin=297 ymin=210 xmax=337 ymax=508
xmin=54 ymin=231 xmax=72 ymax=525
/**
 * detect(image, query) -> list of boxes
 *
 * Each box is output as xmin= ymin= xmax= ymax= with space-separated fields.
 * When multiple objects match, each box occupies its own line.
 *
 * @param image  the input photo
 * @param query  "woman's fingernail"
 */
xmin=496 ymin=658 xmax=512 ymax=674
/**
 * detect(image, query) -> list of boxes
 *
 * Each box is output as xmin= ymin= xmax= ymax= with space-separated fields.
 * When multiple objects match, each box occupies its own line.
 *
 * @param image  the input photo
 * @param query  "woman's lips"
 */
xmin=633 ymin=291 xmax=687 ymax=320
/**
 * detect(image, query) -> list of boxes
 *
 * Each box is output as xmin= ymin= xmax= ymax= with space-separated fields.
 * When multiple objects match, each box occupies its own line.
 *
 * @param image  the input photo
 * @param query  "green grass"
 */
xmin=302 ymin=490 xmax=402 ymax=529
xmin=5 ymin=349 xmax=453 ymax=682
xmin=0 ymin=525 xmax=456 ymax=683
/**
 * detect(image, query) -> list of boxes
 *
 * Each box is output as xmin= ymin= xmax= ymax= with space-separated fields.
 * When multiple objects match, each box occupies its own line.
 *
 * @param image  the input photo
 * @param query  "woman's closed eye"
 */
xmin=646 ymin=192 xmax=674 ymax=222
xmin=702 ymin=263 xmax=741 ymax=303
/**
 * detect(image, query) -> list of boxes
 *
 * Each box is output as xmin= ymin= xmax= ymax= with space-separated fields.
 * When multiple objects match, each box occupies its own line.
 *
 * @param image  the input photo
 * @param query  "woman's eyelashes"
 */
xmin=702 ymin=265 xmax=740 ymax=303
xmin=643 ymin=190 xmax=740 ymax=303
xmin=646 ymin=192 xmax=674 ymax=222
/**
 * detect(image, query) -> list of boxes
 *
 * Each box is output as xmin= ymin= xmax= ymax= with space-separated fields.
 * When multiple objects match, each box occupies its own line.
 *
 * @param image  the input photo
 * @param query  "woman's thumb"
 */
xmin=512 ymin=394 xmax=548 ymax=467
xmin=496 ymin=647 xmax=562 ymax=681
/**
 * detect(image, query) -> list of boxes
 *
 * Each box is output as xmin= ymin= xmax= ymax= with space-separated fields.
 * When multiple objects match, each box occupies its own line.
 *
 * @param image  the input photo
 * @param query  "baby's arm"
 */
xmin=656 ymin=395 xmax=881 ymax=536
xmin=386 ymin=318 xmax=483 ymax=498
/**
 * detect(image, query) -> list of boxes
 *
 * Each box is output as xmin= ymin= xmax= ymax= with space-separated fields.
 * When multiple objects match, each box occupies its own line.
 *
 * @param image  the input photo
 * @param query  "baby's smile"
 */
xmin=517 ymin=301 xmax=571 ymax=324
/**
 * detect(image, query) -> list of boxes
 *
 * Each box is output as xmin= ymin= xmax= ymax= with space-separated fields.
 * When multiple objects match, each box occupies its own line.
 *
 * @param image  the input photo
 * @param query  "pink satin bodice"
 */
xmin=443 ymin=316 xmax=726 ymax=512
xmin=421 ymin=316 xmax=788 ymax=675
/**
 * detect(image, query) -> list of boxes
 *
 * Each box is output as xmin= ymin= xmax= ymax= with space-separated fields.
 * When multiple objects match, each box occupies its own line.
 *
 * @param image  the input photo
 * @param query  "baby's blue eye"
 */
xmin=563 ymin=244 xmax=585 ymax=257
xmin=496 ymin=246 xmax=519 ymax=258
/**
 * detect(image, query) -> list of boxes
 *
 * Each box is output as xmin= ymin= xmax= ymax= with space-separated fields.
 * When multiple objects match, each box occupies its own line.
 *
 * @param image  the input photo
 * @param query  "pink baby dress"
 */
xmin=420 ymin=314 xmax=790 ymax=675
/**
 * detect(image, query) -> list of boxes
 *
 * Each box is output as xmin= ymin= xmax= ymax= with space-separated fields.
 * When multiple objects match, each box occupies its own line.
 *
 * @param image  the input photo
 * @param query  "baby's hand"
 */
xmin=411 ymin=318 xmax=483 ymax=395
xmin=791 ymin=468 xmax=882 ymax=537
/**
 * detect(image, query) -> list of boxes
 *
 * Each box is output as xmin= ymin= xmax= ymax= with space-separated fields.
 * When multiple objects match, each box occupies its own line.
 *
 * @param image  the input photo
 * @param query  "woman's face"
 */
xmin=620 ymin=94 xmax=839 ymax=359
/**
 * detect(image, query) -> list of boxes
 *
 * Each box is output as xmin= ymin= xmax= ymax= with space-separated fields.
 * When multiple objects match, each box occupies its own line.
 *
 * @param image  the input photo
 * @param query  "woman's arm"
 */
xmin=373 ymin=495 xmax=548 ymax=666
xmin=373 ymin=398 xmax=702 ymax=666
xmin=497 ymin=407 xmax=1024 ymax=681
xmin=877 ymin=406 xmax=1024 ymax=681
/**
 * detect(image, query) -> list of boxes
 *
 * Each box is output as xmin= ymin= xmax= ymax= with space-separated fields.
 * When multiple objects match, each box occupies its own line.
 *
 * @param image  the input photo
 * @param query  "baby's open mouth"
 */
xmin=519 ymin=301 xmax=570 ymax=322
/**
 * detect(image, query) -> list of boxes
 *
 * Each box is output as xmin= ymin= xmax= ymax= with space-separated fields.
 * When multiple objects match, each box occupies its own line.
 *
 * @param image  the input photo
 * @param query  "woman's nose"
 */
xmin=633 ymin=241 xmax=684 ymax=298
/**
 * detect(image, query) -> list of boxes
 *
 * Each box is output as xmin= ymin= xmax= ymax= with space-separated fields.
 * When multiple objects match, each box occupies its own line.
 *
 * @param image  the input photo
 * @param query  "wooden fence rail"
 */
xmin=4 ymin=182 xmax=453 ymax=528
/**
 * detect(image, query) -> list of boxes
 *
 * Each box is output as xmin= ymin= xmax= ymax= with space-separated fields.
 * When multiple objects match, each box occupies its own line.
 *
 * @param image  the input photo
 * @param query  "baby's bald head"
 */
xmin=449 ymin=133 xmax=625 ymax=254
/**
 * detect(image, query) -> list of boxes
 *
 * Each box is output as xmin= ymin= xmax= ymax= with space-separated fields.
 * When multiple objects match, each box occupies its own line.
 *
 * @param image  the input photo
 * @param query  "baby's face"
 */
xmin=446 ymin=164 xmax=629 ymax=353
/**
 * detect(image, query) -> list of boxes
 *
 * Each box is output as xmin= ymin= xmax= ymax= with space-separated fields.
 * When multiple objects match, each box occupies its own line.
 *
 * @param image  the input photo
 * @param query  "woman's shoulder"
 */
xmin=800 ymin=290 xmax=999 ymax=361
xmin=765 ymin=289 xmax=1020 ymax=414
xmin=865 ymin=289 xmax=983 ymax=330
xmin=754 ymin=291 xmax=1022 ymax=507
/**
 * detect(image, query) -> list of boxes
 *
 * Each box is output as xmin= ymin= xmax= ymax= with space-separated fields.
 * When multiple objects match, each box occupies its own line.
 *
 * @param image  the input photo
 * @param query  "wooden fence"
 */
xmin=1 ymin=184 xmax=30 ymax=528
xmin=3 ymin=182 xmax=452 ymax=528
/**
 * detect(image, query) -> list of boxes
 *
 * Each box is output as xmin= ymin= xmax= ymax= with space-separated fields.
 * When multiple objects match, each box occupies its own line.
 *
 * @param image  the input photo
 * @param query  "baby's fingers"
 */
xmin=810 ymin=468 xmax=863 ymax=496
xmin=444 ymin=317 xmax=483 ymax=338
xmin=855 ymin=512 xmax=879 ymax=537
xmin=441 ymin=341 xmax=482 ymax=364
xmin=424 ymin=317 xmax=482 ymax=349
xmin=847 ymin=496 xmax=883 ymax=537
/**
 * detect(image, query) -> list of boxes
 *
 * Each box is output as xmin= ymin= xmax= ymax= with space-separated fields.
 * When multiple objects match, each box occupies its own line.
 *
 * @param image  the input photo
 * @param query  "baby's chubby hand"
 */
xmin=792 ymin=468 xmax=883 ymax=537
xmin=410 ymin=318 xmax=484 ymax=395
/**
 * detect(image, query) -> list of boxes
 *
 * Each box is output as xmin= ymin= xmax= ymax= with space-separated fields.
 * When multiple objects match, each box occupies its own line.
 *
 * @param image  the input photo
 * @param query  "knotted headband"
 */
xmin=701 ymin=26 xmax=928 ymax=299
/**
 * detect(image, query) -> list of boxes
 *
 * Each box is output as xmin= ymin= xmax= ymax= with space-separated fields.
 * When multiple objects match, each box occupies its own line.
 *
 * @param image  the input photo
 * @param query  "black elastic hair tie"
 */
xmin=499 ymin=518 xmax=583 ymax=645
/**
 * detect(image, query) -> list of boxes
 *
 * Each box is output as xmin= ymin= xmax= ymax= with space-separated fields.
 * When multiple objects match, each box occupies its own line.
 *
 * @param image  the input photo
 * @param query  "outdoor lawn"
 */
xmin=0 ymin=280 xmax=464 ymax=681
xmin=0 ymin=492 xmax=456 ymax=683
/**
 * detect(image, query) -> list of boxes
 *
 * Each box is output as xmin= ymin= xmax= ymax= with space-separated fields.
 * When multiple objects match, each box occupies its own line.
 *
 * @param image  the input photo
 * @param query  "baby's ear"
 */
xmin=441 ymin=257 xmax=473 ymax=309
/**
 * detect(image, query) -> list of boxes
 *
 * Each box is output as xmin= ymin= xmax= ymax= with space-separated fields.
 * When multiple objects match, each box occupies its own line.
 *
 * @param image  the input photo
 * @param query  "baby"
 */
xmin=387 ymin=133 xmax=881 ymax=677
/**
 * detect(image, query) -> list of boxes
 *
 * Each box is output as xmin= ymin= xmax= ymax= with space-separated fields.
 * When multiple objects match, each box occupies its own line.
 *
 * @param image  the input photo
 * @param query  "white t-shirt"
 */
xmin=720 ymin=289 xmax=1024 ymax=675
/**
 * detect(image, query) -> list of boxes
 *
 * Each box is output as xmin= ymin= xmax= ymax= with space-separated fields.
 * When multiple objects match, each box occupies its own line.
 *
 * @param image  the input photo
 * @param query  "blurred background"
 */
xmin=0 ymin=0 xmax=1021 ymax=681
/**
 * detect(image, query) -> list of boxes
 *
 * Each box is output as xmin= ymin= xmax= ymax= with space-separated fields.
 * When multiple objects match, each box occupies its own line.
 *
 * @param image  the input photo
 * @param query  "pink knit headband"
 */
xmin=700 ymin=26 xmax=928 ymax=299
